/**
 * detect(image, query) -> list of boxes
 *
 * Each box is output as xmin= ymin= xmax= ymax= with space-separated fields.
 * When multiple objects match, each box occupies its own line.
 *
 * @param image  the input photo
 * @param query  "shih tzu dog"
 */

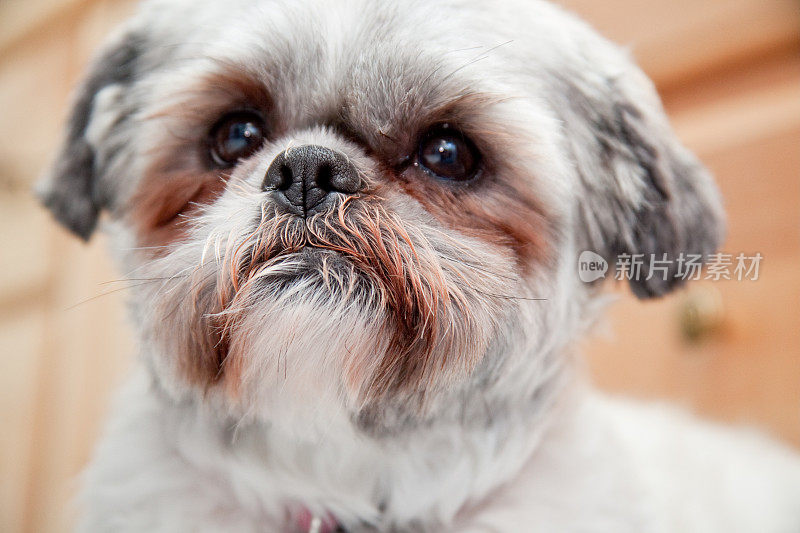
xmin=39 ymin=0 xmax=800 ymax=531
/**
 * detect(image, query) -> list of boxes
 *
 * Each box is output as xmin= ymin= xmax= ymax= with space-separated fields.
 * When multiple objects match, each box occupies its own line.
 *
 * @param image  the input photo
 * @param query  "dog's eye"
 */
xmin=208 ymin=112 xmax=266 ymax=166
xmin=417 ymin=126 xmax=480 ymax=181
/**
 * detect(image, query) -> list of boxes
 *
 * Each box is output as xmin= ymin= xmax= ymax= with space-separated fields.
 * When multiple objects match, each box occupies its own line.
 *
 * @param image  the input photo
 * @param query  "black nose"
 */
xmin=263 ymin=145 xmax=361 ymax=217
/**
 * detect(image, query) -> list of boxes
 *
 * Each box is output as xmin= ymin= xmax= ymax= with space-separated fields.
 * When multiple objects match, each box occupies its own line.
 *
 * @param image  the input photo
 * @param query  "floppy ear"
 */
xmin=554 ymin=65 xmax=725 ymax=298
xmin=37 ymin=26 xmax=145 ymax=240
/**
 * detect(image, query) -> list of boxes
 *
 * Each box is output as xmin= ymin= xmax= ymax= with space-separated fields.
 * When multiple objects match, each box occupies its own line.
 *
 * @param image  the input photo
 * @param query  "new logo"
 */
xmin=578 ymin=251 xmax=608 ymax=282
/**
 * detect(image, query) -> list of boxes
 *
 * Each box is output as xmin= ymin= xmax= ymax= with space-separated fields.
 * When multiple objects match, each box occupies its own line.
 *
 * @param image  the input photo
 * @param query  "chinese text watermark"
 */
xmin=578 ymin=252 xmax=762 ymax=283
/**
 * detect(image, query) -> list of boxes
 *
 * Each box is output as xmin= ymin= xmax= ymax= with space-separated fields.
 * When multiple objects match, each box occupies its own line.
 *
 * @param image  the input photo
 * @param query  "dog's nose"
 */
xmin=263 ymin=145 xmax=361 ymax=217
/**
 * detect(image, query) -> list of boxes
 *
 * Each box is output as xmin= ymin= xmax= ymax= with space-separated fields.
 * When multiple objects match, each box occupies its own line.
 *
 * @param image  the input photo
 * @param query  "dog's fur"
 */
xmin=39 ymin=0 xmax=800 ymax=530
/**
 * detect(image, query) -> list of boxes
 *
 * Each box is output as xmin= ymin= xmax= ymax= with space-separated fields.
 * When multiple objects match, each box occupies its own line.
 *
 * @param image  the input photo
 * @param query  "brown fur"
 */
xmin=392 ymin=165 xmax=551 ymax=271
xmin=130 ymin=169 xmax=229 ymax=248
xmin=130 ymin=67 xmax=275 ymax=250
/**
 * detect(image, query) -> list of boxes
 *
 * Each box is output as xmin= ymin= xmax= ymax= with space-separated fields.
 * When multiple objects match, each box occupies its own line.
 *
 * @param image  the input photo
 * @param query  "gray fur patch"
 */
xmin=39 ymin=30 xmax=145 ymax=239
xmin=553 ymin=72 xmax=725 ymax=298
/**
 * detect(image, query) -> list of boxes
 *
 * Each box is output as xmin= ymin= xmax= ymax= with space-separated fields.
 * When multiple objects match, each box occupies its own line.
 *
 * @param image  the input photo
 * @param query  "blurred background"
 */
xmin=0 ymin=0 xmax=798 ymax=531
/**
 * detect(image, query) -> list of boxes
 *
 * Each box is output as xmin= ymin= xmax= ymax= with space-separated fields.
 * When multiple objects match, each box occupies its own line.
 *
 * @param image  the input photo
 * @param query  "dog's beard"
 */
xmin=142 ymin=194 xmax=518 ymax=418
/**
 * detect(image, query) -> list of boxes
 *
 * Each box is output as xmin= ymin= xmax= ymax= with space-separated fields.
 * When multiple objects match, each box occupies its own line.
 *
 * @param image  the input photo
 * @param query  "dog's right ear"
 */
xmin=37 ymin=26 xmax=145 ymax=240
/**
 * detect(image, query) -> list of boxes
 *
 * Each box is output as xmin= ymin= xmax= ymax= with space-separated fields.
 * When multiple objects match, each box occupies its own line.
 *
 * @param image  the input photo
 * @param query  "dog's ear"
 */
xmin=37 ymin=26 xmax=145 ymax=240
xmin=553 ymin=65 xmax=725 ymax=298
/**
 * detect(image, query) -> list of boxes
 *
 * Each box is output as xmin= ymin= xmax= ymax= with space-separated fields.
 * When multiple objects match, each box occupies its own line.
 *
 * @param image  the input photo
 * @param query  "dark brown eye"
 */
xmin=417 ymin=125 xmax=480 ymax=181
xmin=208 ymin=111 xmax=266 ymax=166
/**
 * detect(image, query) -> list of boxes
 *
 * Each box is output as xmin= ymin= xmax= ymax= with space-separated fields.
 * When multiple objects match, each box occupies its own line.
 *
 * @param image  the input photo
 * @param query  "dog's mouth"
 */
xmin=239 ymin=247 xmax=365 ymax=294
xmin=228 ymin=201 xmax=419 ymax=290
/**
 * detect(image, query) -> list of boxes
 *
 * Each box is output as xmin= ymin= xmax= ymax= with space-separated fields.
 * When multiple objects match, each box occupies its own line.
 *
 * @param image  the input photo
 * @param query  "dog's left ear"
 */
xmin=37 ymin=25 xmax=145 ymax=240
xmin=553 ymin=64 xmax=726 ymax=298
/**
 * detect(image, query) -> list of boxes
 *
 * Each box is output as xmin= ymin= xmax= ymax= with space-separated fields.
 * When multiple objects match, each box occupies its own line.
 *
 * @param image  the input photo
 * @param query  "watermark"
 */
xmin=578 ymin=252 xmax=762 ymax=282
xmin=577 ymin=250 xmax=608 ymax=282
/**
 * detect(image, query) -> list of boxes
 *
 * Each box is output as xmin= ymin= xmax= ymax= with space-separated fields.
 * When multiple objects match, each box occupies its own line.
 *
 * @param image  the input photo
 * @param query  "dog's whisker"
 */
xmin=64 ymin=280 xmax=165 ymax=311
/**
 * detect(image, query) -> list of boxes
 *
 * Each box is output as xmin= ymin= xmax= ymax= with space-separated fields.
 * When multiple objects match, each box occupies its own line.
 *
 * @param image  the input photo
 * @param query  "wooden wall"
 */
xmin=0 ymin=1 xmax=798 ymax=531
xmin=0 ymin=3 xmax=137 ymax=532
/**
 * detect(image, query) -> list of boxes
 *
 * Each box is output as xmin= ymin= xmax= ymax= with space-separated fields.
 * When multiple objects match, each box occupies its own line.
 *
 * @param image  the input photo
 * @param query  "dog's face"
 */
xmin=40 ymin=0 xmax=723 ymax=430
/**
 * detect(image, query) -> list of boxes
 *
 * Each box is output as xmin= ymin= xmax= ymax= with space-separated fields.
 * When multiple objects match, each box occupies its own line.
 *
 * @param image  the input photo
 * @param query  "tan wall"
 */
xmin=0 ymin=1 xmax=798 ymax=531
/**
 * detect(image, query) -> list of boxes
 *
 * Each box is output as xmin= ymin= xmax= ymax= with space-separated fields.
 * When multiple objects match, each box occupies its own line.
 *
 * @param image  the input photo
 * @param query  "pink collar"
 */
xmin=292 ymin=508 xmax=342 ymax=533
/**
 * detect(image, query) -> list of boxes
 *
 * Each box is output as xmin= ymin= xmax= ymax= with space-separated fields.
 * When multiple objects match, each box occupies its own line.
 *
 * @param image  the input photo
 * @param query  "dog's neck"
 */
xmin=147 ymin=360 xmax=573 ymax=530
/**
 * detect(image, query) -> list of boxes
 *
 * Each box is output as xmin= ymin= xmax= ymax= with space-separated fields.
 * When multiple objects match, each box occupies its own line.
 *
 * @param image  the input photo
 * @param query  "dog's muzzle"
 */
xmin=264 ymin=145 xmax=361 ymax=217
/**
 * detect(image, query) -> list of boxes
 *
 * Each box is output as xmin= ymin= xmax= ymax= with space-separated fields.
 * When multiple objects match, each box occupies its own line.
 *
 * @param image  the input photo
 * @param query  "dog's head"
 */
xmin=40 ymin=0 xmax=723 ymax=429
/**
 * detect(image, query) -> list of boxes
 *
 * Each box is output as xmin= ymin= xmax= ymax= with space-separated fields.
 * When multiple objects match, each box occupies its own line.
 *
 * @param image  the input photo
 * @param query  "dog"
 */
xmin=38 ymin=0 xmax=800 ymax=530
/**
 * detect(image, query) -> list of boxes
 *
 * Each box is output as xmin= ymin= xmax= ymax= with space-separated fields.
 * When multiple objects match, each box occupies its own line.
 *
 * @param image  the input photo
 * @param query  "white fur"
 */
xmin=81 ymin=371 xmax=800 ymax=532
